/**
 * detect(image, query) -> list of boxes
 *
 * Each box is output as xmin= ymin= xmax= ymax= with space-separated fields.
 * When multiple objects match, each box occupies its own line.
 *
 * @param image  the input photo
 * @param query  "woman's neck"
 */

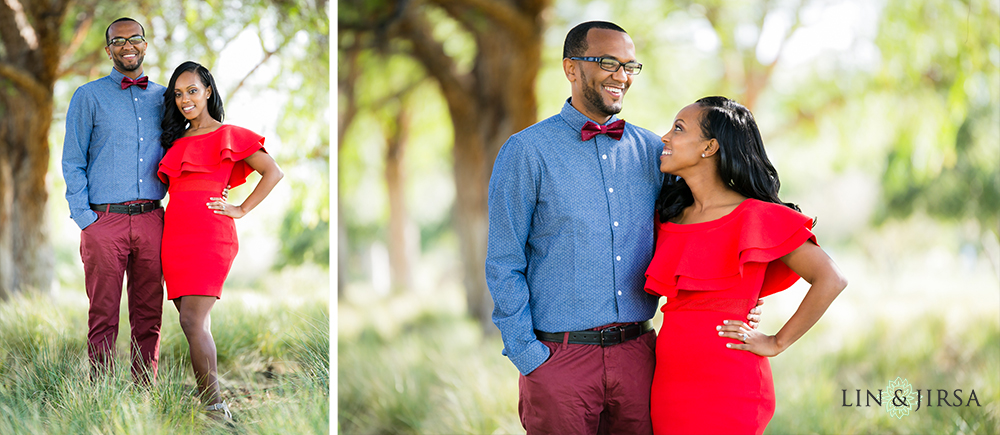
xmin=188 ymin=117 xmax=220 ymax=132
xmin=677 ymin=168 xmax=745 ymax=222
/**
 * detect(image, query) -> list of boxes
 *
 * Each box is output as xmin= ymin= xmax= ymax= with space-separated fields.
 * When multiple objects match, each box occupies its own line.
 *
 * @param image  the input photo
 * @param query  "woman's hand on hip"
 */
xmin=717 ymin=320 xmax=783 ymax=357
xmin=207 ymin=196 xmax=246 ymax=219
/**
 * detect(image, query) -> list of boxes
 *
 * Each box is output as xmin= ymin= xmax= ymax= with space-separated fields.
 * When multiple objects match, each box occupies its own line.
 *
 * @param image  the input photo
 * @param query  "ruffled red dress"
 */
xmin=644 ymin=199 xmax=816 ymax=435
xmin=157 ymin=125 xmax=266 ymax=300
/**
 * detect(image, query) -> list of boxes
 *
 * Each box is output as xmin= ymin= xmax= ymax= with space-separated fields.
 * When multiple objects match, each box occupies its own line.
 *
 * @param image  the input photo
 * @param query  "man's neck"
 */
xmin=116 ymin=66 xmax=144 ymax=80
xmin=569 ymin=97 xmax=612 ymax=124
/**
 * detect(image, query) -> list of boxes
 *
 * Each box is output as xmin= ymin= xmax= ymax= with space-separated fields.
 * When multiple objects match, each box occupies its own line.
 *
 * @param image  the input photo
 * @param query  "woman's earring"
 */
xmin=701 ymin=153 xmax=706 ymax=158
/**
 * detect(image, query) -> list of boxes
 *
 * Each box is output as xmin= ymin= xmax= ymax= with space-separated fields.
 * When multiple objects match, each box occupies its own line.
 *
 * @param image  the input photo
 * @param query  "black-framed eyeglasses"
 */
xmin=107 ymin=35 xmax=146 ymax=47
xmin=569 ymin=56 xmax=642 ymax=75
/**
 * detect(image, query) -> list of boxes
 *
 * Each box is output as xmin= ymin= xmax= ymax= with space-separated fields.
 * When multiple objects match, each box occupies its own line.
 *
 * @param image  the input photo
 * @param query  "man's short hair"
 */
xmin=105 ymin=17 xmax=145 ymax=45
xmin=563 ymin=21 xmax=628 ymax=59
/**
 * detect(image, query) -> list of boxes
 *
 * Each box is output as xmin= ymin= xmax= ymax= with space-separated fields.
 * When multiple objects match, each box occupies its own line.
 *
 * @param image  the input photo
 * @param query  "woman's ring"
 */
xmin=740 ymin=333 xmax=747 ymax=343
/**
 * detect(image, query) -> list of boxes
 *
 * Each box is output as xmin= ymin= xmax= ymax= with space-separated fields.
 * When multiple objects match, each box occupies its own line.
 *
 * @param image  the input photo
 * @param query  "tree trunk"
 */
xmin=450 ymin=116 xmax=492 ymax=329
xmin=0 ymin=94 xmax=54 ymax=299
xmin=0 ymin=0 xmax=70 ymax=299
xmin=385 ymin=103 xmax=413 ymax=292
xmin=395 ymin=0 xmax=545 ymax=332
xmin=336 ymin=33 xmax=364 ymax=300
xmin=342 ymin=0 xmax=548 ymax=330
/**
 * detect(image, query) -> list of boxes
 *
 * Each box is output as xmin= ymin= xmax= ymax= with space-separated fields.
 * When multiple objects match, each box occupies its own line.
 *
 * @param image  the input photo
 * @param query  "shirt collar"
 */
xmin=559 ymin=97 xmax=622 ymax=134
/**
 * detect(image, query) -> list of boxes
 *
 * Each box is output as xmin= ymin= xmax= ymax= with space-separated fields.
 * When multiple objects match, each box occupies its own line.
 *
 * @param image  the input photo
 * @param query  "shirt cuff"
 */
xmin=72 ymin=209 xmax=98 ymax=230
xmin=507 ymin=339 xmax=551 ymax=376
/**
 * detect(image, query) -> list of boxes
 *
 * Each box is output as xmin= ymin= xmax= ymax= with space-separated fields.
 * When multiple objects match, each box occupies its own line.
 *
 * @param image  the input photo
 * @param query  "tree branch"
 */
xmin=747 ymin=0 xmax=805 ymax=108
xmin=431 ymin=0 xmax=534 ymax=42
xmin=3 ymin=0 xmax=37 ymax=49
xmin=0 ymin=61 xmax=48 ymax=104
xmin=56 ymin=10 xmax=94 ymax=78
xmin=774 ymin=0 xmax=805 ymax=66
xmin=395 ymin=4 xmax=472 ymax=106
xmin=32 ymin=1 xmax=70 ymax=82
xmin=226 ymin=32 xmax=294 ymax=102
xmin=337 ymin=36 xmax=362 ymax=150
xmin=0 ymin=0 xmax=30 ymax=59
xmin=210 ymin=21 xmax=256 ymax=70
xmin=367 ymin=76 xmax=427 ymax=110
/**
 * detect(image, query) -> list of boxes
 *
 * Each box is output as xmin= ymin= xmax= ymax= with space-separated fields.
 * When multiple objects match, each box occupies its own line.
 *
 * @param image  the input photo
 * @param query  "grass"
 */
xmin=766 ymin=315 xmax=1000 ymax=434
xmin=338 ymin=286 xmax=1000 ymax=435
xmin=0 ymin=278 xmax=330 ymax=435
xmin=338 ymin=311 xmax=521 ymax=435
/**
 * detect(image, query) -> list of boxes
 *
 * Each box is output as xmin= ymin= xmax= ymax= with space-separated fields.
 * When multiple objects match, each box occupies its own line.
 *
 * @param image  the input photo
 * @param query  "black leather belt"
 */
xmin=90 ymin=201 xmax=161 ymax=215
xmin=535 ymin=321 xmax=652 ymax=347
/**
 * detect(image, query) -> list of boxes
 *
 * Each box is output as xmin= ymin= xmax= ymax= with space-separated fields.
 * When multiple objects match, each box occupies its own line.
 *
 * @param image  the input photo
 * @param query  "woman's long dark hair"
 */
xmin=160 ymin=61 xmax=225 ymax=149
xmin=655 ymin=96 xmax=799 ymax=222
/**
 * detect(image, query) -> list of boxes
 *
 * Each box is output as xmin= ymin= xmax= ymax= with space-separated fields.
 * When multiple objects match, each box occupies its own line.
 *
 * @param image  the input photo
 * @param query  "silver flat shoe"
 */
xmin=205 ymin=401 xmax=233 ymax=420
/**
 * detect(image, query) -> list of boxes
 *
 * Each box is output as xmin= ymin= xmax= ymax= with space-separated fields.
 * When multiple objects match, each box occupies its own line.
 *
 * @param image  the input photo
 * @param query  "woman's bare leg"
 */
xmin=176 ymin=295 xmax=221 ymax=405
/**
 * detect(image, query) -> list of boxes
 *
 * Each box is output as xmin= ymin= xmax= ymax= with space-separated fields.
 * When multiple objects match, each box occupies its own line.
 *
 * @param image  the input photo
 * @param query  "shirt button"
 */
xmin=614 ymin=221 xmax=619 ymax=227
xmin=602 ymin=154 xmax=607 ymax=159
xmin=138 ymin=117 xmax=142 ymax=121
xmin=140 ymin=138 xmax=143 ymax=141
xmin=608 ymin=188 xmax=614 ymax=193
xmin=618 ymin=291 xmax=622 ymax=296
xmin=139 ymin=179 xmax=143 ymax=183
xmin=134 ymin=98 xmax=138 ymax=101
xmin=139 ymin=158 xmax=144 ymax=162
xmin=616 ymin=256 xmax=621 ymax=261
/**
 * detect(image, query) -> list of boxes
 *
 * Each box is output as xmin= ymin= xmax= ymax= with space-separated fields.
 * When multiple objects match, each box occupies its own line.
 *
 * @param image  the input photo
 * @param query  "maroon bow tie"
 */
xmin=121 ymin=76 xmax=149 ymax=90
xmin=581 ymin=119 xmax=626 ymax=141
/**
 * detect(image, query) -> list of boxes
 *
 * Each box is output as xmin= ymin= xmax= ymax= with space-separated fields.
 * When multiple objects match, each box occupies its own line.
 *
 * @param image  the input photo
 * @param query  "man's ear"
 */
xmin=563 ymin=58 xmax=577 ymax=82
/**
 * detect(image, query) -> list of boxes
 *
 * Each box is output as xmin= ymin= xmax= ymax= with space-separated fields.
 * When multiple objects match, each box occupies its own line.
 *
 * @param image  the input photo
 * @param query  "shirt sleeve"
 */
xmin=62 ymin=87 xmax=98 ymax=230
xmin=484 ymin=135 xmax=550 ymax=376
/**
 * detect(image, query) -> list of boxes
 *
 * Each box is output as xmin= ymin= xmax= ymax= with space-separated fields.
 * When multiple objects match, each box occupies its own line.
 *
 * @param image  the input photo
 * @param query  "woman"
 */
xmin=158 ymin=61 xmax=283 ymax=419
xmin=645 ymin=96 xmax=847 ymax=434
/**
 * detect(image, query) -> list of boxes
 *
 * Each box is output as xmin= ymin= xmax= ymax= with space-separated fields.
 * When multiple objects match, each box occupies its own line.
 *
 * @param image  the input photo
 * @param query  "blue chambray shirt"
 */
xmin=62 ymin=68 xmax=166 ymax=230
xmin=486 ymin=99 xmax=664 ymax=375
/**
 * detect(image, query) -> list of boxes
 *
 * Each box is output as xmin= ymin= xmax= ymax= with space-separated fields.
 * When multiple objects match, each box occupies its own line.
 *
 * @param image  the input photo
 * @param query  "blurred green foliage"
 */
xmin=872 ymin=0 xmax=999 ymax=237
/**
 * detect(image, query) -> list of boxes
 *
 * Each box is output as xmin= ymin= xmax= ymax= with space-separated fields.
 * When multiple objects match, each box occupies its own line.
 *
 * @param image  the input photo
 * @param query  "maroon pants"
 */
xmin=80 ymin=207 xmax=164 ymax=384
xmin=519 ymin=329 xmax=656 ymax=435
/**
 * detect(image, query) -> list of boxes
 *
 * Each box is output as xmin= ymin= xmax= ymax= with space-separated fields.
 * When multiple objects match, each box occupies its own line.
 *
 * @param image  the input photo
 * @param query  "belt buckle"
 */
xmin=127 ymin=203 xmax=144 ymax=215
xmin=600 ymin=326 xmax=622 ymax=347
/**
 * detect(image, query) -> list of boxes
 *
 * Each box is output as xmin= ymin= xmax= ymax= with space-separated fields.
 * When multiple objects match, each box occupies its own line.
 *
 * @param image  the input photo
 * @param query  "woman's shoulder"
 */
xmin=218 ymin=124 xmax=255 ymax=134
xmin=736 ymin=198 xmax=813 ymax=236
xmin=218 ymin=124 xmax=264 ymax=143
xmin=741 ymin=198 xmax=806 ymax=217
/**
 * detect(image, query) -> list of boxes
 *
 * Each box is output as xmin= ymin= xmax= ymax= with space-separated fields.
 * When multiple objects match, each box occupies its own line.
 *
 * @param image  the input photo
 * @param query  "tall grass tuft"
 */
xmin=1 ymin=289 xmax=330 ymax=435
xmin=338 ymin=311 xmax=522 ymax=434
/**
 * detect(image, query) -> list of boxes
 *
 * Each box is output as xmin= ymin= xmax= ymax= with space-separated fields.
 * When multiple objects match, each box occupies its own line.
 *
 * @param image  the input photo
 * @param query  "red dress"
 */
xmin=644 ymin=199 xmax=816 ymax=435
xmin=157 ymin=125 xmax=266 ymax=300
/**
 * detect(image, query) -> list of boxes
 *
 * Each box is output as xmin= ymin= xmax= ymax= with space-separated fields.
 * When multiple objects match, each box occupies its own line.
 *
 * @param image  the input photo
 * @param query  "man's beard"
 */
xmin=581 ymin=69 xmax=622 ymax=117
xmin=114 ymin=53 xmax=144 ymax=72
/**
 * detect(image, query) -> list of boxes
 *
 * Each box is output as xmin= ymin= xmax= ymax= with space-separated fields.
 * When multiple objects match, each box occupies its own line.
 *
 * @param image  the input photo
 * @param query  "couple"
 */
xmin=485 ymin=21 xmax=848 ymax=434
xmin=61 ymin=17 xmax=283 ymax=420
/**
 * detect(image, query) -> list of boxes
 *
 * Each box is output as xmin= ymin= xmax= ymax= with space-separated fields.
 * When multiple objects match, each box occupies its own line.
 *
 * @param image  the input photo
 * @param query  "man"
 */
xmin=485 ymin=22 xmax=761 ymax=434
xmin=62 ymin=17 xmax=166 ymax=384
